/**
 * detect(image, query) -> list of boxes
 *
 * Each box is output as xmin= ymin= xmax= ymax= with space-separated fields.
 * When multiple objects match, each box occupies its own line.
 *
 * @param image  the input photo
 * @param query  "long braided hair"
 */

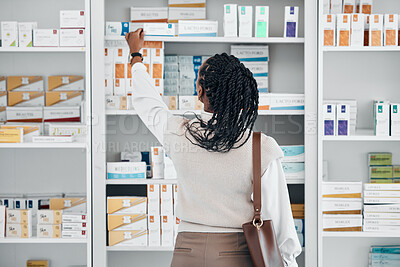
xmin=185 ymin=53 xmax=259 ymax=153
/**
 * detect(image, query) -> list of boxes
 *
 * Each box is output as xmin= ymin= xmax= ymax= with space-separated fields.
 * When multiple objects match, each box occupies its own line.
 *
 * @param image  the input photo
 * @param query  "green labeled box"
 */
xmin=369 ymin=166 xmax=393 ymax=179
xmin=368 ymin=153 xmax=392 ymax=166
xmin=393 ymin=165 xmax=400 ymax=178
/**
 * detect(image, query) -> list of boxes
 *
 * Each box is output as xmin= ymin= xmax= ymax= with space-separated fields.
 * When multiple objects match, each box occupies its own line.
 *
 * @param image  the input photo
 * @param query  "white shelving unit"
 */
xmin=105 ymin=109 xmax=305 ymax=116
xmin=106 ymin=246 xmax=175 ymax=252
xmin=0 ymin=0 xmax=92 ymax=266
xmin=318 ymin=1 xmax=400 ymax=267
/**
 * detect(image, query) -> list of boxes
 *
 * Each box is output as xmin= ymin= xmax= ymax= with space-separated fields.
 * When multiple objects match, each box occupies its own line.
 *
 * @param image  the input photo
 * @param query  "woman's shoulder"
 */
xmin=260 ymin=133 xmax=284 ymax=161
xmin=165 ymin=115 xmax=190 ymax=136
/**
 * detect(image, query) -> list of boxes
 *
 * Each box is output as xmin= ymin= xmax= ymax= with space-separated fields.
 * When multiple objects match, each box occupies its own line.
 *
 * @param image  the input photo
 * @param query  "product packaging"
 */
xmin=178 ymin=20 xmax=217 ymax=37
xmin=374 ymin=101 xmax=390 ymax=136
xmin=45 ymin=91 xmax=83 ymax=106
xmin=148 ymin=184 xmax=160 ymax=214
xmin=37 ymin=210 xmax=62 ymax=224
xmin=107 ymin=214 xmax=147 ymax=231
xmin=105 ymin=22 xmax=130 ymax=36
xmin=6 ymin=107 xmax=43 ymax=123
xmin=60 ymin=10 xmax=85 ymax=28
xmin=33 ymin=29 xmax=59 ymax=47
xmin=1 ymin=22 xmax=18 ymax=47
xmin=323 ymin=104 xmax=336 ymax=136
xmin=107 ymin=197 xmax=147 ymax=214
xmin=323 ymin=214 xmax=362 ymax=231
xmin=50 ymin=197 xmax=87 ymax=213
xmin=384 ymin=14 xmax=399 ymax=46
xmin=148 ymin=214 xmax=161 ymax=246
xmin=284 ymin=6 xmax=299 ymax=38
xmin=161 ymin=184 xmax=173 ymax=215
xmin=107 ymin=162 xmax=146 ymax=179
xmin=368 ymin=153 xmax=392 ymax=166
xmin=105 ymin=96 xmax=127 ymax=110
xmin=391 ymin=104 xmax=400 ymax=136
xmin=336 ymin=104 xmax=350 ymax=136
xmin=7 ymin=76 xmax=44 ymax=92
xmin=108 ymin=230 xmax=147 ymax=246
xmin=151 ymin=147 xmax=165 ymax=179
xmin=6 ymin=223 xmax=32 ymax=238
xmin=144 ymin=23 xmax=175 ymax=37
xmin=280 ymin=145 xmax=305 ymax=162
xmin=130 ymin=7 xmax=168 ymax=23
xmin=18 ymin=22 xmax=37 ymax=47
xmin=37 ymin=224 xmax=61 ymax=238
xmin=360 ymin=0 xmax=372 ymax=14
xmin=369 ymin=14 xmax=383 ymax=47
xmin=255 ymin=6 xmax=269 ymax=38
xmin=60 ymin=29 xmax=85 ymax=47
xmin=343 ymin=0 xmax=356 ymax=13
xmin=48 ymin=123 xmax=87 ymax=136
xmin=7 ymin=209 xmax=32 ymax=224
xmin=323 ymin=14 xmax=336 ymax=47
xmin=238 ymin=6 xmax=253 ymax=37
xmin=168 ymin=7 xmax=206 ymax=23
xmin=322 ymin=182 xmax=362 ymax=198
xmin=322 ymin=198 xmax=362 ymax=214
xmin=223 ymin=4 xmax=238 ymax=37
xmin=7 ymin=91 xmax=45 ymax=107
xmin=161 ymin=214 xmax=174 ymax=246
xmin=62 ymin=230 xmax=87 ymax=239
xmin=330 ymin=0 xmax=343 ymax=14
xmin=337 ymin=14 xmax=351 ymax=47
xmin=351 ymin=14 xmax=364 ymax=47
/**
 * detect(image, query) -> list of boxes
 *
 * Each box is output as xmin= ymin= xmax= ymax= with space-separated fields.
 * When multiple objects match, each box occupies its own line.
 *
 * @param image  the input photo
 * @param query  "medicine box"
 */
xmin=60 ymin=29 xmax=85 ymax=47
xmin=336 ymin=104 xmax=350 ymax=136
xmin=107 ymin=214 xmax=147 ymax=231
xmin=223 ymin=4 xmax=237 ymax=37
xmin=6 ymin=107 xmax=43 ymax=123
xmin=370 ymin=14 xmax=383 ymax=47
xmin=45 ymin=91 xmax=83 ymax=107
xmin=374 ymin=101 xmax=390 ymax=136
xmin=44 ymin=106 xmax=81 ymax=123
xmin=161 ymin=215 xmax=174 ymax=246
xmin=351 ymin=14 xmax=364 ymax=47
xmin=37 ymin=224 xmax=61 ymax=238
xmin=0 ymin=128 xmax=23 ymax=143
xmin=323 ymin=15 xmax=336 ymax=47
xmin=164 ymin=153 xmax=177 ymax=179
xmin=168 ymin=0 xmax=206 ymax=7
xmin=7 ymin=76 xmax=44 ymax=92
xmin=0 ymin=125 xmax=40 ymax=142
xmin=391 ymin=104 xmax=400 ymax=136
xmin=33 ymin=29 xmax=59 ymax=47
xmin=323 ymin=214 xmax=362 ymax=231
xmin=337 ymin=14 xmax=351 ymax=47
xmin=284 ymin=6 xmax=299 ymax=38
xmin=144 ymin=23 xmax=175 ymax=37
xmin=107 ymin=162 xmax=146 ymax=179
xmin=48 ymin=76 xmax=84 ymax=91
xmin=50 ymin=198 xmax=87 ymax=213
xmin=322 ymin=182 xmax=362 ymax=198
xmin=369 ymin=166 xmax=393 ymax=179
xmin=130 ymin=7 xmax=168 ymax=23
xmin=37 ymin=210 xmax=62 ymax=225
xmin=108 ymin=230 xmax=147 ymax=246
xmin=323 ymin=0 xmax=330 ymax=14
xmin=148 ymin=215 xmax=161 ymax=246
xmin=48 ymin=123 xmax=86 ymax=136
xmin=151 ymin=147 xmax=164 ymax=179
xmin=322 ymin=198 xmax=362 ymax=214
xmin=255 ymin=6 xmax=269 ymax=38
xmin=384 ymin=14 xmax=399 ymax=46
xmin=168 ymin=7 xmax=206 ymax=23
xmin=323 ymin=104 xmax=335 ymax=136
xmin=105 ymin=22 xmax=130 ymax=36
xmin=330 ymin=0 xmax=343 ymax=14
xmin=7 ymin=209 xmax=32 ymax=224
xmin=368 ymin=153 xmax=392 ymax=166
xmin=281 ymin=163 xmax=305 ymax=180
xmin=62 ymin=230 xmax=87 ymax=239
xmin=360 ymin=0 xmax=372 ymax=14
xmin=27 ymin=260 xmax=48 ymax=267
xmin=7 ymin=92 xmax=45 ymax=107
xmin=343 ymin=0 xmax=356 ymax=13
xmin=393 ymin=166 xmax=400 ymax=178
xmin=238 ymin=6 xmax=253 ymax=38
xmin=231 ymin=45 xmax=269 ymax=62
xmin=107 ymin=197 xmax=147 ymax=214
xmin=147 ymin=184 xmax=160 ymax=214
xmin=62 ymin=222 xmax=87 ymax=231
xmin=364 ymin=15 xmax=370 ymax=46
xmin=161 ymin=184 xmax=173 ymax=215
xmin=105 ymin=96 xmax=127 ymax=110
xmin=113 ymin=79 xmax=126 ymax=96
xmin=6 ymin=223 xmax=32 ymax=238
xmin=13 ymin=199 xmax=26 ymax=209
xmin=18 ymin=22 xmax=37 ymax=47
xmin=62 ymin=214 xmax=87 ymax=223
xmin=280 ymin=145 xmax=305 ymax=163
xmin=178 ymin=20 xmax=218 ymax=37
xmin=173 ymin=185 xmax=178 ymax=213
xmin=60 ymin=10 xmax=85 ymax=29
xmin=1 ymin=21 xmax=18 ymax=47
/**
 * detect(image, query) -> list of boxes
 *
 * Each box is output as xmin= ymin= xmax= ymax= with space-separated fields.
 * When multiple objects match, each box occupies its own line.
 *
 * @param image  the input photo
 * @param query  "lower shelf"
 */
xmin=0 ymin=142 xmax=87 ymax=149
xmin=322 ymin=232 xmax=400 ymax=238
xmin=0 ymin=238 xmax=87 ymax=244
xmin=107 ymin=246 xmax=174 ymax=252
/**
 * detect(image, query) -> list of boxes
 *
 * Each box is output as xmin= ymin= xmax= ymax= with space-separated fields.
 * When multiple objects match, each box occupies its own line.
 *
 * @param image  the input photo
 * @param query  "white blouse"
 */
xmin=131 ymin=62 xmax=302 ymax=267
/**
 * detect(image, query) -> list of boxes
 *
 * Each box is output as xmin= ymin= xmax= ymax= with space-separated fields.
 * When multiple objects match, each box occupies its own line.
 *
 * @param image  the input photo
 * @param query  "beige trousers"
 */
xmin=170 ymin=232 xmax=254 ymax=267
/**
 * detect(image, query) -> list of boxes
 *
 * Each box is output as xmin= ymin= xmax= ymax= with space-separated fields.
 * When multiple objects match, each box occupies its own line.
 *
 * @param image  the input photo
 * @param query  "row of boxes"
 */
xmin=324 ymin=0 xmax=372 ymax=15
xmin=323 ymin=14 xmax=400 ymax=47
xmin=1 ymin=11 xmax=85 ymax=47
xmin=0 ymin=75 xmax=84 ymax=92
xmin=281 ymin=145 xmax=305 ymax=182
xmin=368 ymin=152 xmax=400 ymax=183
xmin=323 ymin=100 xmax=357 ymax=136
xmin=1 ymin=106 xmax=82 ymax=123
xmin=374 ymin=101 xmax=400 ymax=137
xmin=1 ymin=92 xmax=84 ymax=107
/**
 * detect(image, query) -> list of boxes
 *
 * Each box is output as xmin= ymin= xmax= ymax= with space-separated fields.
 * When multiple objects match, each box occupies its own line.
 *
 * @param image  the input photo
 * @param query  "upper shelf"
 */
xmin=0 ymin=47 xmax=86 ymax=52
xmin=323 ymin=232 xmax=400 ymax=238
xmin=323 ymin=46 xmax=400 ymax=52
xmin=323 ymin=129 xmax=400 ymax=142
xmin=0 ymin=237 xmax=87 ymax=244
xmin=106 ymin=109 xmax=305 ymax=116
xmin=105 ymin=36 xmax=305 ymax=44
xmin=0 ymin=142 xmax=87 ymax=149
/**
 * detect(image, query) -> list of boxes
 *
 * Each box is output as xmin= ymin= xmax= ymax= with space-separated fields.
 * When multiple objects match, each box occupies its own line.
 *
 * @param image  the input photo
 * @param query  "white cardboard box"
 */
xmin=178 ymin=20 xmax=217 ymax=37
xmin=18 ymin=22 xmax=37 ymax=47
xmin=238 ymin=6 xmax=253 ymax=38
xmin=255 ymin=6 xmax=269 ymax=38
xmin=161 ymin=214 xmax=174 ymax=246
xmin=336 ymin=104 xmax=350 ymax=136
xmin=33 ymin=29 xmax=59 ymax=47
xmin=62 ymin=214 xmax=87 ymax=223
xmin=107 ymin=197 xmax=147 ymax=214
xmin=369 ymin=14 xmax=383 ymax=46
xmin=322 ymin=182 xmax=362 ymax=198
xmin=223 ymin=4 xmax=237 ymax=37
xmin=148 ymin=214 xmax=161 ymax=246
xmin=151 ymin=147 xmax=165 ymax=179
xmin=391 ymin=103 xmax=400 ymax=136
xmin=144 ymin=23 xmax=175 ymax=37
xmin=384 ymin=14 xmax=399 ymax=46
xmin=343 ymin=0 xmax=356 ymax=13
xmin=108 ymin=230 xmax=147 ymax=246
xmin=374 ymin=101 xmax=390 ymax=136
xmin=60 ymin=10 xmax=85 ymax=29
xmin=147 ymin=184 xmax=160 ymax=214
xmin=105 ymin=22 xmax=130 ymax=36
xmin=60 ymin=29 xmax=85 ymax=47
xmin=337 ymin=14 xmax=351 ymax=47
xmin=107 ymin=162 xmax=147 ymax=179
xmin=62 ymin=230 xmax=87 ymax=239
xmin=168 ymin=7 xmax=206 ymax=23
xmin=6 ymin=223 xmax=32 ymax=238
xmin=1 ymin=21 xmax=18 ymax=47
xmin=37 ymin=224 xmax=61 ymax=238
xmin=161 ymin=184 xmax=173 ymax=215
xmin=323 ymin=214 xmax=362 ymax=230
xmin=284 ymin=6 xmax=299 ymax=38
xmin=107 ymin=214 xmax=147 ymax=231
xmin=130 ymin=7 xmax=168 ymax=23
xmin=322 ymin=199 xmax=362 ymax=213
xmin=37 ymin=210 xmax=63 ymax=225
xmin=330 ymin=0 xmax=343 ymax=14
xmin=351 ymin=14 xmax=364 ymax=47
xmin=62 ymin=222 xmax=87 ymax=231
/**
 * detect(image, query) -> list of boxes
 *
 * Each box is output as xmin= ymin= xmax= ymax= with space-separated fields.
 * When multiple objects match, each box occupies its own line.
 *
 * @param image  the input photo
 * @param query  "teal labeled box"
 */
xmin=281 ymin=145 xmax=305 ymax=163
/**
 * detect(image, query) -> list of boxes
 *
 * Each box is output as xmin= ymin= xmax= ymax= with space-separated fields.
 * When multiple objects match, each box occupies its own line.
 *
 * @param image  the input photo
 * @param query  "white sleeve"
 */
xmin=260 ymin=159 xmax=302 ymax=267
xmin=131 ymin=62 xmax=172 ymax=145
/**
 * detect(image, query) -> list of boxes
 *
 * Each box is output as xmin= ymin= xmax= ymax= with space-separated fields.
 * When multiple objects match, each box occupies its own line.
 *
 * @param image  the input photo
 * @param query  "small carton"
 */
xmin=18 ymin=22 xmax=37 ymax=47
xmin=108 ymin=230 xmax=147 ymax=246
xmin=33 ymin=29 xmax=59 ymax=47
xmin=322 ymin=182 xmax=362 ymax=198
xmin=147 ymin=184 xmax=160 ymax=214
xmin=351 ymin=14 xmax=364 ymax=47
xmin=238 ymin=6 xmax=253 ymax=37
xmin=48 ymin=76 xmax=84 ymax=91
xmin=6 ymin=223 xmax=32 ymax=238
xmin=130 ymin=7 xmax=168 ymax=23
xmin=6 ymin=107 xmax=43 ymax=123
xmin=107 ymin=197 xmax=147 ymax=214
xmin=323 ymin=214 xmax=362 ymax=231
xmin=7 ymin=76 xmax=44 ymax=92
xmin=37 ymin=210 xmax=62 ymax=225
xmin=161 ymin=185 xmax=173 ymax=215
xmin=343 ymin=0 xmax=356 ymax=13
xmin=178 ymin=20 xmax=217 ymax=37
xmin=43 ymin=106 xmax=81 ymax=123
xmin=330 ymin=0 xmax=343 ymax=14
xmin=107 ymin=162 xmax=147 ymax=179
xmin=384 ymin=14 xmax=399 ymax=46
xmin=360 ymin=0 xmax=372 ymax=14
xmin=337 ymin=14 xmax=351 ymax=47
xmin=50 ymin=197 xmax=87 ymax=214
xmin=144 ymin=23 xmax=175 ymax=37
xmin=107 ymin=214 xmax=147 ymax=231
xmin=151 ymin=147 xmax=164 ymax=178
xmin=62 ymin=214 xmax=87 ymax=223
xmin=368 ymin=153 xmax=392 ymax=166
xmin=280 ymin=145 xmax=305 ymax=163
xmin=223 ymin=4 xmax=238 ymax=37
xmin=105 ymin=22 xmax=130 ymax=36
xmin=336 ymin=104 xmax=350 ymax=136
xmin=60 ymin=10 xmax=85 ymax=29
xmin=323 ymin=14 xmax=336 ymax=47
xmin=7 ymin=209 xmax=32 ymax=224
xmin=7 ymin=91 xmax=45 ymax=107
xmin=284 ymin=6 xmax=299 ymax=38
xmin=1 ymin=22 xmax=18 ymax=47
xmin=59 ymin=29 xmax=85 ymax=47
xmin=161 ymin=214 xmax=174 ymax=246
xmin=255 ymin=6 xmax=269 ymax=38
xmin=148 ymin=214 xmax=161 ymax=246
xmin=369 ymin=14 xmax=383 ymax=47
xmin=37 ymin=224 xmax=61 ymax=238
xmin=45 ymin=91 xmax=83 ymax=107
xmin=62 ymin=222 xmax=87 ymax=231
xmin=168 ymin=7 xmax=206 ymax=23
xmin=374 ymin=101 xmax=390 ymax=136
xmin=62 ymin=230 xmax=87 ymax=239
xmin=391 ymin=104 xmax=400 ymax=136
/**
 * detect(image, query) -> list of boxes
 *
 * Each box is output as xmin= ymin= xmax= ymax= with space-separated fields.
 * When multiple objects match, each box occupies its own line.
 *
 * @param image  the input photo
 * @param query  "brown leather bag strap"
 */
xmin=252 ymin=132 xmax=262 ymax=221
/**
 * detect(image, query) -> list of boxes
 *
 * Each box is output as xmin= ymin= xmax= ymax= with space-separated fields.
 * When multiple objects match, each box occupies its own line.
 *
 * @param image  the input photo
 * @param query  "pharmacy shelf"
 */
xmin=0 ymin=142 xmax=87 ymax=149
xmin=322 ymin=129 xmax=400 ymax=142
xmin=287 ymin=179 xmax=305 ymax=184
xmin=0 ymin=238 xmax=87 ymax=244
xmin=323 ymin=46 xmax=400 ymax=52
xmin=105 ymin=36 xmax=305 ymax=44
xmin=106 ymin=179 xmax=177 ymax=185
xmin=0 ymin=47 xmax=86 ymax=52
xmin=322 ymin=232 xmax=400 ymax=238
xmin=107 ymin=246 xmax=174 ymax=252
xmin=105 ymin=109 xmax=305 ymax=116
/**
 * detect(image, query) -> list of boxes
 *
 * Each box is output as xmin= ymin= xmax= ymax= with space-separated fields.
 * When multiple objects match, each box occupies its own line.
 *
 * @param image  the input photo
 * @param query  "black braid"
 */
xmin=185 ymin=53 xmax=259 ymax=153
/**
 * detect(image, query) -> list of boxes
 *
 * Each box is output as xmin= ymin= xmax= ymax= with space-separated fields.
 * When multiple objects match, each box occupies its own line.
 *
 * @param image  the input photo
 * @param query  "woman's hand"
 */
xmin=125 ymin=29 xmax=145 ymax=54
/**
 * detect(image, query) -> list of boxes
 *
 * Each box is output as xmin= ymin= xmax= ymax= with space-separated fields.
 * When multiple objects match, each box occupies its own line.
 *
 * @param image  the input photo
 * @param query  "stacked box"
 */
xmin=363 ymin=183 xmax=400 ymax=232
xmin=168 ymin=0 xmax=206 ymax=23
xmin=281 ymin=145 xmax=305 ymax=183
xmin=231 ymin=45 xmax=269 ymax=93
xmin=324 ymin=100 xmax=357 ymax=135
xmin=37 ymin=210 xmax=62 ymax=238
xmin=6 ymin=209 xmax=33 ymax=238
xmin=291 ymin=204 xmax=305 ymax=219
xmin=61 ymin=212 xmax=87 ymax=239
xmin=368 ymin=152 xmax=395 ymax=183
xmin=322 ymin=182 xmax=363 ymax=231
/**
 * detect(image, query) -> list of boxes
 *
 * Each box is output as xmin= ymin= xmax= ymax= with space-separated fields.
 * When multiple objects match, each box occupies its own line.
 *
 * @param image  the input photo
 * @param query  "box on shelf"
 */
xmin=255 ymin=6 xmax=269 ymax=38
xmin=258 ymin=94 xmax=304 ymax=111
xmin=107 ymin=162 xmax=146 ymax=179
xmin=32 ymin=136 xmax=75 ymax=143
xmin=343 ymin=0 xmax=356 ymax=13
xmin=144 ymin=23 xmax=175 ymax=37
xmin=323 ymin=104 xmax=335 ymax=136
xmin=168 ymin=7 xmax=206 ymax=23
xmin=151 ymin=147 xmax=164 ymax=179
xmin=161 ymin=184 xmax=173 ymax=215
xmin=330 ymin=0 xmax=342 ymax=14
xmin=1 ymin=21 xmax=18 ymax=47
xmin=148 ymin=184 xmax=160 ymax=214
xmin=168 ymin=0 xmax=206 ymax=7
xmin=391 ymin=104 xmax=400 ymax=136
xmin=7 ymin=91 xmax=45 ymax=107
xmin=148 ymin=214 xmax=161 ymax=246
xmin=369 ymin=166 xmax=393 ymax=179
xmin=107 ymin=197 xmax=147 ymax=214
xmin=178 ymin=96 xmax=203 ymax=110
xmin=284 ymin=6 xmax=299 ymax=38
xmin=280 ymin=145 xmax=305 ymax=163
xmin=238 ymin=6 xmax=253 ymax=38
xmin=281 ymin=163 xmax=305 ymax=181
xmin=178 ymin=20 xmax=217 ymax=37
xmin=60 ymin=29 xmax=85 ymax=47
xmin=368 ymin=153 xmax=392 ymax=166
xmin=105 ymin=22 xmax=130 ymax=36
xmin=33 ymin=29 xmax=59 ymax=47
xmin=62 ymin=214 xmax=87 ymax=223
xmin=37 ymin=224 xmax=61 ymax=238
xmin=50 ymin=197 xmax=87 ymax=213
xmin=108 ymin=230 xmax=147 ymax=246
xmin=323 ymin=15 xmax=336 ymax=47
xmin=6 ymin=223 xmax=32 ymax=238
xmin=7 ymin=76 xmax=44 ymax=92
xmin=37 ymin=210 xmax=62 ymax=225
xmin=364 ymin=15 xmax=370 ymax=46
xmin=323 ymin=214 xmax=362 ymax=231
xmin=360 ymin=0 xmax=372 ymax=14
xmin=336 ymin=104 xmax=350 ymax=136
xmin=106 ymin=96 xmax=127 ymax=110
xmin=384 ymin=14 xmax=398 ymax=46
xmin=351 ymin=14 xmax=364 ymax=47
xmin=337 ymin=14 xmax=351 ymax=47
xmin=223 ymin=4 xmax=237 ymax=37
xmin=62 ymin=230 xmax=87 ymax=239
xmin=161 ymin=215 xmax=174 ymax=246
xmin=18 ymin=22 xmax=37 ymax=47
xmin=369 ymin=14 xmax=383 ymax=47
xmin=374 ymin=101 xmax=390 ymax=136
xmin=107 ymin=214 xmax=147 ymax=231
xmin=164 ymin=153 xmax=177 ymax=179
xmin=364 ymin=225 xmax=400 ymax=232
xmin=7 ymin=209 xmax=32 ymax=224
xmin=322 ymin=198 xmax=362 ymax=214
xmin=62 ymin=222 xmax=87 ymax=231
xmin=60 ymin=10 xmax=85 ymax=29
xmin=6 ymin=107 xmax=43 ymax=123
xmin=43 ymin=106 xmax=81 ymax=123
xmin=27 ymin=260 xmax=48 ymax=267
xmin=130 ymin=7 xmax=168 ymax=23
xmin=0 ymin=125 xmax=39 ymax=142
xmin=0 ymin=76 xmax=5 ymax=91
xmin=45 ymin=91 xmax=83 ymax=106
xmin=48 ymin=123 xmax=86 ymax=136
xmin=323 ymin=0 xmax=330 ymax=14
xmin=48 ymin=76 xmax=84 ymax=91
